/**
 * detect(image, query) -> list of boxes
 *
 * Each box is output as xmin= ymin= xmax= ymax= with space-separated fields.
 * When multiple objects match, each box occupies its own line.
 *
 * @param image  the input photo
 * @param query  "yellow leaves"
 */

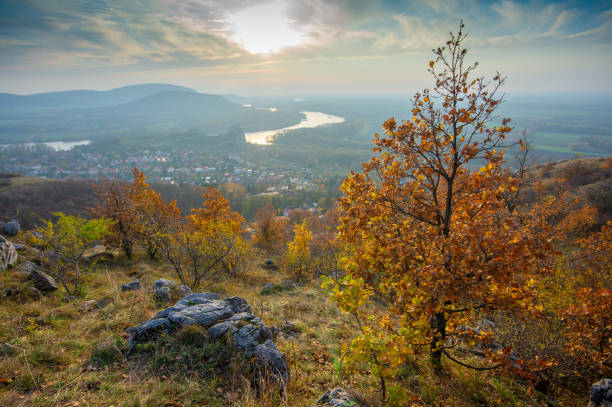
xmin=429 ymin=61 xmax=434 ymax=68
xmin=283 ymin=220 xmax=313 ymax=282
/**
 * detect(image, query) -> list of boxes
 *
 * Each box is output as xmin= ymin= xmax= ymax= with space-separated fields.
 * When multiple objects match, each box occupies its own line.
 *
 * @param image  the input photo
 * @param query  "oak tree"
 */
xmin=331 ymin=24 xmax=556 ymax=373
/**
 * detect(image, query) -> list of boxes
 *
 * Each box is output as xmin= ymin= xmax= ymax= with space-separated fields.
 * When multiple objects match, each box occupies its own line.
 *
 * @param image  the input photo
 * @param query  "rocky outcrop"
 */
xmin=0 ymin=236 xmax=18 ymax=270
xmin=127 ymin=293 xmax=289 ymax=385
xmin=589 ymin=378 xmax=612 ymax=407
xmin=22 ymin=261 xmax=58 ymax=292
xmin=312 ymin=388 xmax=361 ymax=407
xmin=2 ymin=220 xmax=20 ymax=236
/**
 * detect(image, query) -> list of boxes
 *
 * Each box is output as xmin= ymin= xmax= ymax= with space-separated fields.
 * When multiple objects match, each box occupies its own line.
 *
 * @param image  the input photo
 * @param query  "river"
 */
xmin=245 ymin=111 xmax=345 ymax=145
xmin=0 ymin=140 xmax=91 ymax=151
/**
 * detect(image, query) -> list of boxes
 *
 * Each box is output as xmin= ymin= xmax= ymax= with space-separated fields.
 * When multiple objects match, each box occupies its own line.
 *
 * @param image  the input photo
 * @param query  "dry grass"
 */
xmin=0 ymin=250 xmax=585 ymax=406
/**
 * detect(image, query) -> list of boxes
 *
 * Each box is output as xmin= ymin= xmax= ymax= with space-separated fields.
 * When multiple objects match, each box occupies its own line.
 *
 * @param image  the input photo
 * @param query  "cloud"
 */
xmin=0 ymin=0 xmax=610 ymax=93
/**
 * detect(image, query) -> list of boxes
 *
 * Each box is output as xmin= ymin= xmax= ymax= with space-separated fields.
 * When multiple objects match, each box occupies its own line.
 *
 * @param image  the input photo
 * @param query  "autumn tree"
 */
xmin=562 ymin=220 xmax=612 ymax=376
xmin=310 ymin=208 xmax=345 ymax=279
xmin=90 ymin=175 xmax=138 ymax=258
xmin=330 ymin=24 xmax=556 ymax=374
xmin=28 ymin=212 xmax=113 ymax=297
xmin=282 ymin=220 xmax=312 ymax=283
xmin=159 ymin=187 xmax=247 ymax=288
xmin=130 ymin=168 xmax=182 ymax=259
xmin=252 ymin=203 xmax=286 ymax=254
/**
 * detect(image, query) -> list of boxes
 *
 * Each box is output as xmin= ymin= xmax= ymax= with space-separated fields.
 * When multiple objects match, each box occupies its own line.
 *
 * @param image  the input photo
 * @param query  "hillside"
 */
xmin=0 ymin=243 xmax=569 ymax=407
xmin=1 ymin=156 xmax=610 ymax=406
xmin=0 ymin=84 xmax=197 ymax=113
xmin=0 ymin=85 xmax=303 ymax=144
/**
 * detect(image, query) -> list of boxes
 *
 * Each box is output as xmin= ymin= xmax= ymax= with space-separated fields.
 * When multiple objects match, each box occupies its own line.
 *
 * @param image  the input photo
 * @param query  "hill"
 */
xmin=525 ymin=156 xmax=612 ymax=225
xmin=93 ymin=90 xmax=244 ymax=118
xmin=0 ymin=157 xmax=609 ymax=406
xmin=0 ymin=85 xmax=302 ymax=144
xmin=0 ymin=84 xmax=197 ymax=113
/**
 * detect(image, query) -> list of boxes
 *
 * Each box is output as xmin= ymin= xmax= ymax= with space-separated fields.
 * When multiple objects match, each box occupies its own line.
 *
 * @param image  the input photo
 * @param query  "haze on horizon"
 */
xmin=0 ymin=0 xmax=611 ymax=96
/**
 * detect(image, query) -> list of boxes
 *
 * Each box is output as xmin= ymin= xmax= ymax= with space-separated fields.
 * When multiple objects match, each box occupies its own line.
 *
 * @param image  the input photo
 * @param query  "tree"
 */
xmin=282 ymin=220 xmax=312 ymax=283
xmin=562 ymin=220 xmax=612 ymax=376
xmin=159 ymin=187 xmax=246 ymax=288
xmin=187 ymin=187 xmax=243 ymax=232
xmin=28 ymin=212 xmax=113 ymax=297
xmin=159 ymin=220 xmax=243 ymax=289
xmin=311 ymin=208 xmax=345 ymax=279
xmin=130 ymin=168 xmax=182 ymax=259
xmin=330 ymin=24 xmax=555 ymax=373
xmin=90 ymin=175 xmax=138 ymax=259
xmin=252 ymin=203 xmax=286 ymax=254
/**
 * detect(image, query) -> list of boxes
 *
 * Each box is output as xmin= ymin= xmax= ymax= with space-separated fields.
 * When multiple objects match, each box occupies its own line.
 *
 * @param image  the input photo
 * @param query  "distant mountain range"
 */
xmin=0 ymin=84 xmax=302 ymax=144
xmin=0 ymin=84 xmax=197 ymax=112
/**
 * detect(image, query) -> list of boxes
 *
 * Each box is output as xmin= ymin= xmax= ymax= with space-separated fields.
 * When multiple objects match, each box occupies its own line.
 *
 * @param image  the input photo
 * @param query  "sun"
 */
xmin=229 ymin=0 xmax=305 ymax=54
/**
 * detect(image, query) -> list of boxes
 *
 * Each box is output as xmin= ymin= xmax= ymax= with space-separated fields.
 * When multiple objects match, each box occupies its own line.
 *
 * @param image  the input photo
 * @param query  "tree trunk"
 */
xmin=122 ymin=239 xmax=133 ymax=259
xmin=430 ymin=312 xmax=446 ymax=368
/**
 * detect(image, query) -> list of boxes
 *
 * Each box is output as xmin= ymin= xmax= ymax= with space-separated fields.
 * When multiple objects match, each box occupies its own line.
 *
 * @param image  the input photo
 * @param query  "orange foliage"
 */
xmin=329 ymin=24 xmax=558 ymax=376
xmin=252 ymin=203 xmax=286 ymax=254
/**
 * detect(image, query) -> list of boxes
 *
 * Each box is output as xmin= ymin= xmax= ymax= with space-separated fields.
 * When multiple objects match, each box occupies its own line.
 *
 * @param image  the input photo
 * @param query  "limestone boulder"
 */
xmin=127 ymin=292 xmax=289 ymax=386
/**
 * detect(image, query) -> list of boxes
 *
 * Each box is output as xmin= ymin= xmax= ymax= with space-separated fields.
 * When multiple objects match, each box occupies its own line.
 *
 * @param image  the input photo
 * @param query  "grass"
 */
xmin=0 ymin=247 xmax=587 ymax=406
xmin=0 ymin=174 xmax=50 ymax=190
xmin=533 ymin=144 xmax=601 ymax=156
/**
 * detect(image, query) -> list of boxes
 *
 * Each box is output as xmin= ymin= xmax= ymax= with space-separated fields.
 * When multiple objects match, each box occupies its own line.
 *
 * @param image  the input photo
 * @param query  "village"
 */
xmin=0 ymin=144 xmax=322 ymax=196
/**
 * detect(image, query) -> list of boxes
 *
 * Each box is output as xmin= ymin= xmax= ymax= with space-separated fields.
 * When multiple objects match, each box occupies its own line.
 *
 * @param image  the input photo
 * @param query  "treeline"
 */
xmin=0 ymin=175 xmax=95 ymax=229
xmin=27 ymin=168 xmax=341 ymax=295
xmin=0 ymin=173 xmax=344 ymax=228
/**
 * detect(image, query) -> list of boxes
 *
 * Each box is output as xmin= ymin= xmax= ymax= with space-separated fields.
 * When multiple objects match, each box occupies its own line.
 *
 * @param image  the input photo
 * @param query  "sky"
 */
xmin=0 ymin=0 xmax=611 ymax=95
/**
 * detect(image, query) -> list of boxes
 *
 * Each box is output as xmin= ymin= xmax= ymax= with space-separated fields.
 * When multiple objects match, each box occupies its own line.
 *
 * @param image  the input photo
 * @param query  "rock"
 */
xmin=2 ymin=220 xmax=20 ymax=236
xmin=127 ymin=293 xmax=289 ymax=386
xmin=281 ymin=321 xmax=297 ymax=334
xmin=271 ymin=321 xmax=299 ymax=340
xmin=22 ymin=261 xmax=58 ymax=292
xmin=177 ymin=285 xmax=192 ymax=297
xmin=127 ymin=317 xmax=176 ymax=344
xmin=589 ymin=378 xmax=612 ymax=407
xmin=153 ymin=279 xmax=175 ymax=289
xmin=12 ymin=243 xmax=27 ymax=252
xmin=178 ymin=292 xmax=220 ymax=305
xmin=0 ymin=343 xmax=21 ymax=356
xmin=261 ymin=259 xmax=279 ymax=271
xmin=153 ymin=286 xmax=172 ymax=304
xmin=0 ymin=236 xmax=18 ymax=271
xmin=152 ymin=279 xmax=184 ymax=304
xmin=120 ymin=280 xmax=141 ymax=291
xmin=83 ymin=245 xmax=114 ymax=263
xmin=224 ymin=296 xmax=251 ymax=314
xmin=254 ymin=340 xmax=289 ymax=385
xmin=313 ymin=388 xmax=361 ymax=407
